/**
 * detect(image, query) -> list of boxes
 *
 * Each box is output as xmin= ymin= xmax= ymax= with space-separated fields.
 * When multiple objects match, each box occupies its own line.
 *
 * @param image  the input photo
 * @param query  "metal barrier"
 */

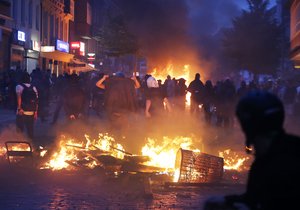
xmin=175 ymin=148 xmax=224 ymax=183
xmin=5 ymin=141 xmax=33 ymax=165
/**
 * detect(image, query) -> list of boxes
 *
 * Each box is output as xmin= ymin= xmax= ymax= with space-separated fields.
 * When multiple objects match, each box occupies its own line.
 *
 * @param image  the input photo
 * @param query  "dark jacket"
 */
xmin=226 ymin=131 xmax=300 ymax=210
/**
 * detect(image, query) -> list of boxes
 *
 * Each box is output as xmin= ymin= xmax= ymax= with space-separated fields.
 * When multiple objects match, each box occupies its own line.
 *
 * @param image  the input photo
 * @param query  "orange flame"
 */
xmin=150 ymin=63 xmax=192 ymax=108
xmin=41 ymin=133 xmax=126 ymax=170
xmin=219 ymin=149 xmax=251 ymax=171
xmin=141 ymin=136 xmax=201 ymax=181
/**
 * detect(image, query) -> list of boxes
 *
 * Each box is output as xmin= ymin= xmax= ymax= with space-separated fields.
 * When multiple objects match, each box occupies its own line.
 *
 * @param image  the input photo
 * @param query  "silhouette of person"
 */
xmin=187 ymin=73 xmax=204 ymax=114
xmin=204 ymin=90 xmax=300 ymax=210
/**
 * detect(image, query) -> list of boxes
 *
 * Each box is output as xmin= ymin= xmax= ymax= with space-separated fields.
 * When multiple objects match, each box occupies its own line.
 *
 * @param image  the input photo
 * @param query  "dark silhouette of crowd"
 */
xmin=1 ymin=68 xmax=300 ymax=134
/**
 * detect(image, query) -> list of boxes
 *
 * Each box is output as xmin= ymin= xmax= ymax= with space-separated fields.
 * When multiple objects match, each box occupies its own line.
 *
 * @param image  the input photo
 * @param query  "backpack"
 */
xmin=21 ymin=84 xmax=38 ymax=111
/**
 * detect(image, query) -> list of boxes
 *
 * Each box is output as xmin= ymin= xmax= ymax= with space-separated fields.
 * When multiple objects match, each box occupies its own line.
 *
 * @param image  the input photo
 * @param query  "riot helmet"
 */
xmin=236 ymin=90 xmax=284 ymax=148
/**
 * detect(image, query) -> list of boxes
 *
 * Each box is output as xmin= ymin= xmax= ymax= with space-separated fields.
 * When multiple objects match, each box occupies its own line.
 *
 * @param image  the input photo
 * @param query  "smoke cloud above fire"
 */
xmin=116 ymin=0 xmax=244 ymax=80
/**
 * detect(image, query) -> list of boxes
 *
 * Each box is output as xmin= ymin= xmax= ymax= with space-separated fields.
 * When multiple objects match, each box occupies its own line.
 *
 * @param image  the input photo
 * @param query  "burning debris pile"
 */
xmin=0 ymin=133 xmax=251 ymax=184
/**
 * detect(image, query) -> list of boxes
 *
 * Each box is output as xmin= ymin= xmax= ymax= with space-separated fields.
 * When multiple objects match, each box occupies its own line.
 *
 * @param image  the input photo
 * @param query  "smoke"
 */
xmin=186 ymin=0 xmax=244 ymax=81
xmin=115 ymin=0 xmax=199 ymax=74
xmin=112 ymin=0 xmax=244 ymax=81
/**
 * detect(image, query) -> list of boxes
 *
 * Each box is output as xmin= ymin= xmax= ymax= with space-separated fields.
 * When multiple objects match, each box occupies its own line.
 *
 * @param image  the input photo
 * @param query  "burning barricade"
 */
xmin=0 ymin=133 xmax=251 ymax=186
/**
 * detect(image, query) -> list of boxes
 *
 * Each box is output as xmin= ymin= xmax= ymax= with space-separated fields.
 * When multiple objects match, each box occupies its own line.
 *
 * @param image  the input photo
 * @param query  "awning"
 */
xmin=68 ymin=58 xmax=97 ymax=72
xmin=40 ymin=50 xmax=74 ymax=62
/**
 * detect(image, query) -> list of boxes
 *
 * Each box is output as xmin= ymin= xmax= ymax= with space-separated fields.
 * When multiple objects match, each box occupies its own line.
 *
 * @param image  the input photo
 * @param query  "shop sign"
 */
xmin=87 ymin=52 xmax=95 ymax=61
xmin=12 ymin=29 xmax=26 ymax=46
xmin=70 ymin=42 xmax=80 ymax=49
xmin=56 ymin=39 xmax=69 ymax=53
xmin=70 ymin=41 xmax=85 ymax=56
xmin=41 ymin=46 xmax=55 ymax=52
xmin=31 ymin=40 xmax=40 ymax=51
xmin=80 ymin=42 xmax=85 ymax=56
xmin=17 ymin=31 xmax=26 ymax=42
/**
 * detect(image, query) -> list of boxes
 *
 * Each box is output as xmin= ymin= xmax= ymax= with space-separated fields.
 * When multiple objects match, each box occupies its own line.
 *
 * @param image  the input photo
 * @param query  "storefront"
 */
xmin=40 ymin=39 xmax=74 ymax=76
xmin=24 ymin=40 xmax=40 ymax=74
xmin=10 ymin=30 xmax=26 ymax=69
xmin=0 ymin=26 xmax=12 ymax=72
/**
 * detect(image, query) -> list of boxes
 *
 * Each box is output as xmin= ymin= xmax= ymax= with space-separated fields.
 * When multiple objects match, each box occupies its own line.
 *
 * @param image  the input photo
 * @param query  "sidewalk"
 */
xmin=0 ymin=108 xmax=16 ymax=126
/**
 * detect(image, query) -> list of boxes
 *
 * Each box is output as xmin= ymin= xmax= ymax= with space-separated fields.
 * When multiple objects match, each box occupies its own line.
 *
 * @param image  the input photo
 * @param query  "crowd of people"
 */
xmin=1 ymin=67 xmax=300 ymax=209
xmin=1 ymin=67 xmax=300 ymax=141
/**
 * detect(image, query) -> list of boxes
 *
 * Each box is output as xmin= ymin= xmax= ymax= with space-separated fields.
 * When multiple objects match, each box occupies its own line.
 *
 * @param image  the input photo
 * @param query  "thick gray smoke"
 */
xmin=186 ymin=0 xmax=244 ymax=80
xmin=116 ymin=0 xmax=193 ymax=70
xmin=112 ymin=0 xmax=244 ymax=79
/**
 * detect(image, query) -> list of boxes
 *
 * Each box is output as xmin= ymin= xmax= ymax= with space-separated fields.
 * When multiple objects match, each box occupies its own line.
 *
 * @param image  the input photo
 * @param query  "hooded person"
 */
xmin=95 ymin=71 xmax=140 ymax=131
xmin=63 ymin=74 xmax=86 ymax=120
xmin=203 ymin=90 xmax=300 ymax=210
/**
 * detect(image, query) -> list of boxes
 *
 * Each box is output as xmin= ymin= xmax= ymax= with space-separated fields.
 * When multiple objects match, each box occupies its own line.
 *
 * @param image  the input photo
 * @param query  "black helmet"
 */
xmin=236 ymin=90 xmax=284 ymax=147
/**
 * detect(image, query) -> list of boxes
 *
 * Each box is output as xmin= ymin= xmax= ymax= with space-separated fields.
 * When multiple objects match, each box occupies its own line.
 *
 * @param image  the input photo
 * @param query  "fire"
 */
xmin=0 ymin=147 xmax=6 ymax=156
xmin=7 ymin=143 xmax=31 ymax=152
xmin=41 ymin=133 xmax=126 ymax=170
xmin=150 ymin=63 xmax=192 ymax=108
xmin=219 ymin=149 xmax=251 ymax=171
xmin=141 ymin=136 xmax=200 ymax=172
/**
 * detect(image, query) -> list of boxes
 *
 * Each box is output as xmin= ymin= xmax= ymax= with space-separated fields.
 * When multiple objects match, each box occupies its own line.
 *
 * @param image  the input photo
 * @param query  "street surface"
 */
xmin=0 ymin=105 xmax=249 ymax=210
xmin=0 ymin=166 xmax=245 ymax=210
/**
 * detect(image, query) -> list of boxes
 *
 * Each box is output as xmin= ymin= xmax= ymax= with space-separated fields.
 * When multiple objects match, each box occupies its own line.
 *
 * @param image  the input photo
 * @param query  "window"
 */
xmin=60 ymin=19 xmax=63 ymax=39
xmin=21 ymin=0 xmax=25 ymax=26
xmin=87 ymin=2 xmax=92 ymax=25
xmin=13 ymin=0 xmax=18 ymax=23
xmin=28 ymin=1 xmax=32 ymax=28
xmin=55 ymin=18 xmax=59 ymax=39
xmin=43 ymin=11 xmax=48 ymax=43
xmin=36 ymin=5 xmax=40 ymax=30
xmin=50 ymin=15 xmax=54 ymax=40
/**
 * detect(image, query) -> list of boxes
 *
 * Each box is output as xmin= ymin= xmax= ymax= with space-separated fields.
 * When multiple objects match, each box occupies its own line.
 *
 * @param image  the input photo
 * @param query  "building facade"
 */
xmin=68 ymin=0 xmax=98 ymax=73
xmin=40 ymin=0 xmax=74 ymax=75
xmin=10 ymin=0 xmax=41 ymax=74
xmin=290 ymin=0 xmax=300 ymax=66
xmin=0 ymin=0 xmax=12 ymax=73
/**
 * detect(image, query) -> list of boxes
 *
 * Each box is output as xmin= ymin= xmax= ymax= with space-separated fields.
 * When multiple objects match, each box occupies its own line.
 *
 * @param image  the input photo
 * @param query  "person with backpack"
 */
xmin=15 ymin=73 xmax=38 ymax=142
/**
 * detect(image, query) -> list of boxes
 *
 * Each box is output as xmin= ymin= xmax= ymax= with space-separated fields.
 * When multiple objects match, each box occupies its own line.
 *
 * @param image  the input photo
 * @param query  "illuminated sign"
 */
xmin=87 ymin=53 xmax=95 ymax=56
xmin=41 ymin=46 xmax=55 ymax=52
xmin=70 ymin=42 xmax=80 ymax=49
xmin=56 ymin=39 xmax=69 ymax=53
xmin=88 ymin=63 xmax=95 ymax=68
xmin=87 ymin=52 xmax=95 ymax=61
xmin=70 ymin=41 xmax=85 ymax=56
xmin=32 ymin=40 xmax=40 ymax=51
xmin=17 ymin=31 xmax=26 ymax=42
xmin=80 ymin=42 xmax=85 ymax=56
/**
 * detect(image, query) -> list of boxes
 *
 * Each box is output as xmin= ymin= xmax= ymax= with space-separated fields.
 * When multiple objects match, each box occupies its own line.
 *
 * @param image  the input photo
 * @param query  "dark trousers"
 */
xmin=16 ymin=114 xmax=34 ymax=140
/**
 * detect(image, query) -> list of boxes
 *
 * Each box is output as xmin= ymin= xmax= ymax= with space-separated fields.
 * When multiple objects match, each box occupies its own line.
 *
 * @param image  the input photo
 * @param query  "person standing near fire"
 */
xmin=96 ymin=71 xmax=140 ymax=132
xmin=15 ymin=72 xmax=38 ymax=143
xmin=204 ymin=90 xmax=300 ymax=210
xmin=187 ymin=73 xmax=205 ymax=115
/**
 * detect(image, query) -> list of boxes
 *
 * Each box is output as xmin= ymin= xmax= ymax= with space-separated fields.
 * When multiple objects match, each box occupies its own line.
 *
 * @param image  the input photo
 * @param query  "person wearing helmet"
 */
xmin=204 ymin=90 xmax=300 ymax=210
